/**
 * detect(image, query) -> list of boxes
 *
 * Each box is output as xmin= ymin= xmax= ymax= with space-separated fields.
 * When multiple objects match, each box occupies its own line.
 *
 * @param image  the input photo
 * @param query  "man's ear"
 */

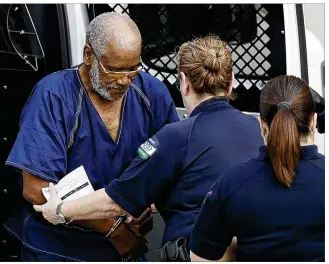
xmin=258 ymin=116 xmax=268 ymax=138
xmin=83 ymin=44 xmax=93 ymax=66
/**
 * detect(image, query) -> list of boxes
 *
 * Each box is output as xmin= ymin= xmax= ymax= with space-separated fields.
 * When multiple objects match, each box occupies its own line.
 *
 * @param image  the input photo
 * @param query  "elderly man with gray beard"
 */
xmin=4 ymin=12 xmax=179 ymax=261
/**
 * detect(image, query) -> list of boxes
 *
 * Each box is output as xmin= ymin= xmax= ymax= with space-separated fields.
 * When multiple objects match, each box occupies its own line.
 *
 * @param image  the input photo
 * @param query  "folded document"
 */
xmin=42 ymin=166 xmax=94 ymax=202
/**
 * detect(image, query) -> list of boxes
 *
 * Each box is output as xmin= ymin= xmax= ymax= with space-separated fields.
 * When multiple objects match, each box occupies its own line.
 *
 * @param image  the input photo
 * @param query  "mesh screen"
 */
xmin=88 ymin=4 xmax=286 ymax=111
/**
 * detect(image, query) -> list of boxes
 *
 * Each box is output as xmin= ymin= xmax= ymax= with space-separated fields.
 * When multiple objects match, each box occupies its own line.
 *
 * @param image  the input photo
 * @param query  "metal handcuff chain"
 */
xmin=105 ymin=214 xmax=127 ymax=238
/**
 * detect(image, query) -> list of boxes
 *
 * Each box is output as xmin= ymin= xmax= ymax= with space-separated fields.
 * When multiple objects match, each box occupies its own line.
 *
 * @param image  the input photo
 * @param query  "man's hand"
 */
xmin=125 ymin=208 xmax=153 ymax=237
xmin=33 ymin=182 xmax=62 ymax=225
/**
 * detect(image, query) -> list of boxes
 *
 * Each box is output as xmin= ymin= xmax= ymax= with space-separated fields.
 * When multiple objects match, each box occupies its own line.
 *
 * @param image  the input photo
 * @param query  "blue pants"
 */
xmin=21 ymin=246 xmax=147 ymax=262
xmin=21 ymin=247 xmax=70 ymax=262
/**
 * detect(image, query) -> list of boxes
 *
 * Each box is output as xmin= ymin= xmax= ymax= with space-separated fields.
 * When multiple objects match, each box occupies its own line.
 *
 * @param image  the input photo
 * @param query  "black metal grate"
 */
xmin=89 ymin=4 xmax=287 ymax=112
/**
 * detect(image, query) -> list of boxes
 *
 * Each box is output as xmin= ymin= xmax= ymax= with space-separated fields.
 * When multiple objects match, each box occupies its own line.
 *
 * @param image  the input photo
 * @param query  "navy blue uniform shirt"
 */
xmin=106 ymin=97 xmax=263 ymax=245
xmin=5 ymin=67 xmax=179 ymax=261
xmin=189 ymin=145 xmax=325 ymax=261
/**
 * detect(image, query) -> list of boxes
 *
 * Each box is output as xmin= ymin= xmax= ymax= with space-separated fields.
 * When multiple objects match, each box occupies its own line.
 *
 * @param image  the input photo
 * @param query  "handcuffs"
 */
xmin=105 ymin=213 xmax=127 ymax=238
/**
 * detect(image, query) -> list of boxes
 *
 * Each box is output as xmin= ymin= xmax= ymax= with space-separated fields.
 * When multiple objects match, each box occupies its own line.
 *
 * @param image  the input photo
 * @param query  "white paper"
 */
xmin=42 ymin=166 xmax=94 ymax=202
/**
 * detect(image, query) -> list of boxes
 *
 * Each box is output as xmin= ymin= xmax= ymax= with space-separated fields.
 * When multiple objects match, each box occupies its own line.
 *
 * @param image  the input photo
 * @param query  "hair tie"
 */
xmin=277 ymin=101 xmax=291 ymax=111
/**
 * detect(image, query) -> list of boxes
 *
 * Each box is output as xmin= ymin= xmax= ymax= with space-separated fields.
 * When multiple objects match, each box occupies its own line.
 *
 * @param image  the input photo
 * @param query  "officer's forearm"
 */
xmin=25 ymin=171 xmax=122 ymax=232
xmin=61 ymin=188 xmax=125 ymax=220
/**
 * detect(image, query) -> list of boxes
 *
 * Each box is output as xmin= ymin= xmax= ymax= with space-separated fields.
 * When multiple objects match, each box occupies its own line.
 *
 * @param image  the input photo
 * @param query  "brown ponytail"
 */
xmin=260 ymin=76 xmax=315 ymax=187
xmin=266 ymin=107 xmax=300 ymax=187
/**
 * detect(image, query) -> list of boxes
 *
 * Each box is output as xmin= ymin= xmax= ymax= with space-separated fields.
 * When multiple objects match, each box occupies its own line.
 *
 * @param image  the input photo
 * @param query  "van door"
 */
xmin=0 ymin=4 xmax=70 ymax=260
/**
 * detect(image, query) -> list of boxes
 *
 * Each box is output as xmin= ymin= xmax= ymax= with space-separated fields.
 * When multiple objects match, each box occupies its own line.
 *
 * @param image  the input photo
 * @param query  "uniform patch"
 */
xmin=137 ymin=137 xmax=158 ymax=160
xmin=148 ymin=136 xmax=159 ymax=148
xmin=137 ymin=147 xmax=149 ymax=160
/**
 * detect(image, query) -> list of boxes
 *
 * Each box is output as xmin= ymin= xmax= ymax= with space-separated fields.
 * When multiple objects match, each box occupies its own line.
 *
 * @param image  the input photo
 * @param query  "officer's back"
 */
xmin=189 ymin=75 xmax=324 ymax=262
xmin=158 ymin=36 xmax=263 ymax=244
xmin=161 ymin=97 xmax=263 ymax=243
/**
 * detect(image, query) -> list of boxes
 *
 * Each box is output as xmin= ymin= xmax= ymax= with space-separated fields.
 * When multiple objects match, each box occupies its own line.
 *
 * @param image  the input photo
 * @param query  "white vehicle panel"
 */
xmin=64 ymin=4 xmax=89 ymax=66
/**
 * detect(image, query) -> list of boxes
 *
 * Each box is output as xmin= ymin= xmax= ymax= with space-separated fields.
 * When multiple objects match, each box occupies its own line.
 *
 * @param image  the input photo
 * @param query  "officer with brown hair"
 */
xmin=189 ymin=75 xmax=324 ymax=262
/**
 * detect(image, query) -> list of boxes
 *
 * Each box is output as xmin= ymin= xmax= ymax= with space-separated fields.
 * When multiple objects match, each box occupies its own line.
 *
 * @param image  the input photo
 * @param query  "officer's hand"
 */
xmin=33 ymin=183 xmax=62 ymax=225
xmin=125 ymin=208 xmax=153 ymax=237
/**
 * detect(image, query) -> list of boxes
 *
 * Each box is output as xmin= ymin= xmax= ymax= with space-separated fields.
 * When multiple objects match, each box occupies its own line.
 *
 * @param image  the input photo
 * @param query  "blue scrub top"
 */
xmin=189 ymin=145 xmax=325 ymax=261
xmin=105 ymin=97 xmax=263 ymax=245
xmin=4 ymin=66 xmax=179 ymax=261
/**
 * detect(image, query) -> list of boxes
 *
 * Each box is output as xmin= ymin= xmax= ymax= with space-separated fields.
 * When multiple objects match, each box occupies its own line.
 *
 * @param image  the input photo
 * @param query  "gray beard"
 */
xmin=89 ymin=62 xmax=120 ymax=101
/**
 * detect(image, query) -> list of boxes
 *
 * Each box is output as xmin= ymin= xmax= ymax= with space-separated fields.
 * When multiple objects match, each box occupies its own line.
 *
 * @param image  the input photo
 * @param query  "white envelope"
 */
xmin=42 ymin=166 xmax=94 ymax=202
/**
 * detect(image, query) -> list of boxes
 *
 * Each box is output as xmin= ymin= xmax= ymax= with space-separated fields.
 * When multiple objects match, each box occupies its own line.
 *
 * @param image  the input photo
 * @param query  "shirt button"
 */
xmin=3 ymin=189 xmax=7 ymax=194
xmin=3 ymin=85 xmax=8 ymax=90
xmin=3 ymin=137 xmax=7 ymax=142
xmin=183 ymin=114 xmax=188 ymax=119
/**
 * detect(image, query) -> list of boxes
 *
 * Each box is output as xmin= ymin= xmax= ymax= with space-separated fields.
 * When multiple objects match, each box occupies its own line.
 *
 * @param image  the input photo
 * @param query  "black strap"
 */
xmin=157 ymin=237 xmax=190 ymax=262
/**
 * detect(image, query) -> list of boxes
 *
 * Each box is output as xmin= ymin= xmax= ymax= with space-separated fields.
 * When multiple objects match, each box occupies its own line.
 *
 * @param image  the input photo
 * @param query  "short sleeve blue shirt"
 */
xmin=189 ymin=145 xmax=325 ymax=261
xmin=4 ymin=66 xmax=179 ymax=261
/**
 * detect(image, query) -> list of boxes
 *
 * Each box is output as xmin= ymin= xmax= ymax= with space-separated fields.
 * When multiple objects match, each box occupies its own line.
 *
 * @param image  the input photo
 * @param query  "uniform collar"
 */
xmin=256 ymin=144 xmax=322 ymax=161
xmin=190 ymin=96 xmax=232 ymax=117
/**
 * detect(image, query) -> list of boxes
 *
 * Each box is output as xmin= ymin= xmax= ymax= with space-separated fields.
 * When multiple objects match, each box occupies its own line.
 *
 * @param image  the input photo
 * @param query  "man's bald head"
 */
xmin=86 ymin=12 xmax=142 ymax=57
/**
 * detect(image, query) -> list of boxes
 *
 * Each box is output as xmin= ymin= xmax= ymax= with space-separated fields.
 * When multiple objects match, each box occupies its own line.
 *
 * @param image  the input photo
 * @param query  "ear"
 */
xmin=258 ymin=116 xmax=268 ymax=138
xmin=180 ymin=72 xmax=191 ymax=96
xmin=227 ymin=71 xmax=235 ymax=95
xmin=83 ymin=44 xmax=93 ymax=66
xmin=310 ymin=113 xmax=317 ymax=133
